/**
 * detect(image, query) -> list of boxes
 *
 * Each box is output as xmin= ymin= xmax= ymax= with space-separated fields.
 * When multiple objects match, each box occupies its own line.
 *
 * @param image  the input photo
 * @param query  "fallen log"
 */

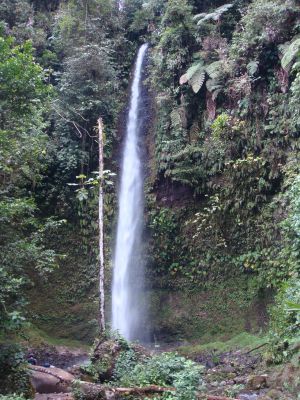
xmin=29 ymin=366 xmax=70 ymax=383
xmin=112 ymin=385 xmax=175 ymax=394
xmin=107 ymin=385 xmax=174 ymax=394
xmin=79 ymin=380 xmax=175 ymax=396
xmin=29 ymin=365 xmax=75 ymax=393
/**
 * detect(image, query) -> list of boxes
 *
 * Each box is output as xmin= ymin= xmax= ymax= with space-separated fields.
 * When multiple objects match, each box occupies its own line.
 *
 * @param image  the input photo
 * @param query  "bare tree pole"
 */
xmin=98 ymin=118 xmax=105 ymax=333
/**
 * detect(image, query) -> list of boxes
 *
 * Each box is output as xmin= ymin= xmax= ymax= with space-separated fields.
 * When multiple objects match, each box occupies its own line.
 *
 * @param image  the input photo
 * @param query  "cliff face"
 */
xmin=6 ymin=0 xmax=299 ymax=347
xmin=139 ymin=0 xmax=300 ymax=342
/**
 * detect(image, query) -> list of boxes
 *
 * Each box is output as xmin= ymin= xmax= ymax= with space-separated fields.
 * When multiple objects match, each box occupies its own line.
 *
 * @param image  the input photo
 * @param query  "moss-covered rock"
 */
xmin=149 ymin=276 xmax=271 ymax=343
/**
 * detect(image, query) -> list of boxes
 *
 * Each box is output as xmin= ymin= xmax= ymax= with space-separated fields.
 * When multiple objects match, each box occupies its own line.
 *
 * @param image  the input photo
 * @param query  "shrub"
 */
xmin=266 ymin=278 xmax=300 ymax=363
xmin=0 ymin=395 xmax=27 ymax=400
xmin=113 ymin=351 xmax=204 ymax=400
xmin=0 ymin=345 xmax=32 ymax=397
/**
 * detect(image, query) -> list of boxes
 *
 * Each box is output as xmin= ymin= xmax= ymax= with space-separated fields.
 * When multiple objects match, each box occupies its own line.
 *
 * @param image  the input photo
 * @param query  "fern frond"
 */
xmin=180 ymin=62 xmax=206 ymax=92
xmin=247 ymin=60 xmax=259 ymax=76
xmin=281 ymin=38 xmax=300 ymax=71
xmin=190 ymin=69 xmax=205 ymax=93
xmin=193 ymin=13 xmax=206 ymax=20
xmin=205 ymin=61 xmax=222 ymax=79
xmin=292 ymin=61 xmax=300 ymax=71
xmin=172 ymin=145 xmax=203 ymax=160
xmin=170 ymin=109 xmax=182 ymax=129
xmin=206 ymin=79 xmax=223 ymax=100
xmin=186 ymin=62 xmax=204 ymax=80
xmin=180 ymin=63 xmax=202 ymax=85
xmin=195 ymin=4 xmax=233 ymax=26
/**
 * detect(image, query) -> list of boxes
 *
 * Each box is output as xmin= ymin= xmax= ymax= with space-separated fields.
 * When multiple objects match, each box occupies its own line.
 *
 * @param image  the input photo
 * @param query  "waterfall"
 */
xmin=112 ymin=44 xmax=148 ymax=341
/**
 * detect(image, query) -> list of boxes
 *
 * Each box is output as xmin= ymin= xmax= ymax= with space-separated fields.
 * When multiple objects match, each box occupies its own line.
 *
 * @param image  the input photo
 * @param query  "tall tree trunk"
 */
xmin=98 ymin=118 xmax=105 ymax=333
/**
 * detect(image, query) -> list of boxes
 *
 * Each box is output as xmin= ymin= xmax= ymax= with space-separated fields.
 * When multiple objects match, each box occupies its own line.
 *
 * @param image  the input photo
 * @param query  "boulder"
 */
xmin=91 ymin=338 xmax=149 ymax=382
xmin=35 ymin=394 xmax=74 ymax=400
xmin=91 ymin=339 xmax=123 ymax=381
xmin=257 ymin=389 xmax=284 ymax=400
xmin=246 ymin=375 xmax=269 ymax=390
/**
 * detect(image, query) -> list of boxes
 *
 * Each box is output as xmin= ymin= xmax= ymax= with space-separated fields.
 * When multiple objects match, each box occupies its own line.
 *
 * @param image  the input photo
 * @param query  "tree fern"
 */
xmin=180 ymin=59 xmax=225 ymax=97
xmin=247 ymin=60 xmax=259 ymax=76
xmin=190 ymin=69 xmax=206 ymax=93
xmin=281 ymin=38 xmax=300 ymax=71
xmin=205 ymin=61 xmax=222 ymax=80
xmin=179 ymin=62 xmax=205 ymax=93
xmin=193 ymin=4 xmax=233 ymax=26
xmin=206 ymin=79 xmax=222 ymax=100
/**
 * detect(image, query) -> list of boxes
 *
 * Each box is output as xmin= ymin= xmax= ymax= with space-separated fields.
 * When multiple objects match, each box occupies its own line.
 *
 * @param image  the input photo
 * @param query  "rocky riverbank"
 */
xmin=29 ymin=340 xmax=299 ymax=400
xmin=194 ymin=348 xmax=299 ymax=400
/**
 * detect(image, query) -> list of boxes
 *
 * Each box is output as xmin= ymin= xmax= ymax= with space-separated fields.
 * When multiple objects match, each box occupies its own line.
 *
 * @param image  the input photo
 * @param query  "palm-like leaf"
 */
xmin=206 ymin=61 xmax=222 ymax=80
xmin=281 ymin=38 xmax=300 ymax=71
xmin=194 ymin=4 xmax=233 ymax=26
xmin=247 ymin=60 xmax=259 ymax=76
xmin=180 ymin=62 xmax=206 ymax=93
xmin=180 ymin=60 xmax=226 ymax=94
xmin=190 ymin=69 xmax=205 ymax=93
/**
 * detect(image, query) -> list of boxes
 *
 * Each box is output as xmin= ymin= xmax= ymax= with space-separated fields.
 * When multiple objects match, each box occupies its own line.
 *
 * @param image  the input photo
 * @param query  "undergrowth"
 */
xmin=113 ymin=351 xmax=205 ymax=400
xmin=178 ymin=332 xmax=267 ymax=358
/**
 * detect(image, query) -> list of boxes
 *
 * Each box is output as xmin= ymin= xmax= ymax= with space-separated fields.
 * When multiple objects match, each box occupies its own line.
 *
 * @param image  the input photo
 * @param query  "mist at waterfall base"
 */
xmin=112 ymin=44 xmax=149 ymax=342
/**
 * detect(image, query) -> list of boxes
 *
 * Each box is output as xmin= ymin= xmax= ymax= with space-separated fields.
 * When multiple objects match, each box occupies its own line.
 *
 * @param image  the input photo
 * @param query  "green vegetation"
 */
xmin=266 ymin=278 xmax=300 ymax=363
xmin=114 ymin=352 xmax=204 ymax=399
xmin=149 ymin=275 xmax=269 ymax=342
xmin=0 ymin=345 xmax=32 ymax=397
xmin=0 ymin=396 xmax=27 ymax=400
xmin=77 ymin=336 xmax=205 ymax=400
xmin=0 ymin=31 xmax=57 ymax=335
xmin=178 ymin=332 xmax=267 ymax=357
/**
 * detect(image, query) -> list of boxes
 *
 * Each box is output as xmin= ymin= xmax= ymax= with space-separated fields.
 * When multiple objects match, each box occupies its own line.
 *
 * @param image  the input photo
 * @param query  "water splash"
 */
xmin=112 ymin=44 xmax=148 ymax=341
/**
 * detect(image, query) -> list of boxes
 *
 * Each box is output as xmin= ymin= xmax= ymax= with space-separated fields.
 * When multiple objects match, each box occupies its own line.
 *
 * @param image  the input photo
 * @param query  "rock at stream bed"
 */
xmin=91 ymin=338 xmax=150 ymax=382
xmin=238 ymin=394 xmax=259 ymax=400
xmin=246 ymin=375 xmax=269 ymax=390
xmin=35 ymin=394 xmax=74 ymax=400
xmin=27 ymin=345 xmax=88 ymax=369
xmin=257 ymin=389 xmax=285 ymax=400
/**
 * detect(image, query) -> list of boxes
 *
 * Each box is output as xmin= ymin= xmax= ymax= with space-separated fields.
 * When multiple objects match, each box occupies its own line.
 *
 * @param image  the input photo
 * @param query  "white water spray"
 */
xmin=112 ymin=44 xmax=148 ymax=341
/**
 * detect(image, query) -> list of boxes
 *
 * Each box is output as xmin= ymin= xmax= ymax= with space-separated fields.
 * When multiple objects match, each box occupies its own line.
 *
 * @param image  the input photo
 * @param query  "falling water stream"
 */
xmin=112 ymin=44 xmax=148 ymax=341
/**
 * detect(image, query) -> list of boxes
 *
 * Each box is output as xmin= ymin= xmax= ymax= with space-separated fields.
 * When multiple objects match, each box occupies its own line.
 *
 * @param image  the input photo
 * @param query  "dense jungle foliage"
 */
xmin=0 ymin=0 xmax=299 ymax=398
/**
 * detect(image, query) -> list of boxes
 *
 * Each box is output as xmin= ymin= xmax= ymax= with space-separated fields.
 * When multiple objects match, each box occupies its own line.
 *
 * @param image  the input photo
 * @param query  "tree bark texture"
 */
xmin=98 ymin=117 xmax=105 ymax=333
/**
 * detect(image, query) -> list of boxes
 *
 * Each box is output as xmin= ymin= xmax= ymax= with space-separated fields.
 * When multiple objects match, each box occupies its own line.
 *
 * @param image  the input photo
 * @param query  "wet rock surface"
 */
xmin=35 ymin=394 xmax=74 ymax=400
xmin=27 ymin=345 xmax=88 ymax=369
